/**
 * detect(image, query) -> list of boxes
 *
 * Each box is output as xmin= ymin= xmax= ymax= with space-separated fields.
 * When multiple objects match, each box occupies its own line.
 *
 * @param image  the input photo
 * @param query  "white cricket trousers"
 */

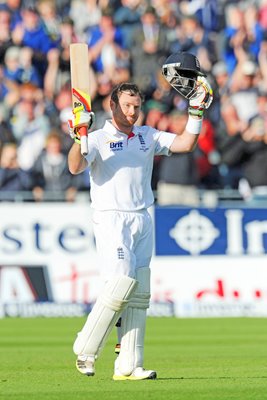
xmin=92 ymin=209 xmax=153 ymax=280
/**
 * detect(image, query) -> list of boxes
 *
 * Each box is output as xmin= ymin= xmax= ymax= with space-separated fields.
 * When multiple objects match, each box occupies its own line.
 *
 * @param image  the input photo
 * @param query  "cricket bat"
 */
xmin=70 ymin=43 xmax=91 ymax=156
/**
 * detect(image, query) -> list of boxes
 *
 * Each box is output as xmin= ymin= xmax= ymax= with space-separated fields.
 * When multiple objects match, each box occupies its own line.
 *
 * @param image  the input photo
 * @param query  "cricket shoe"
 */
xmin=113 ymin=367 xmax=157 ymax=381
xmin=76 ymin=355 xmax=95 ymax=376
xmin=114 ymin=343 xmax=121 ymax=355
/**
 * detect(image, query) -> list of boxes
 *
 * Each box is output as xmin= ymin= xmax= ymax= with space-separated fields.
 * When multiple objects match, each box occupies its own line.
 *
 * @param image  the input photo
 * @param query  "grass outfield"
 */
xmin=1 ymin=317 xmax=267 ymax=400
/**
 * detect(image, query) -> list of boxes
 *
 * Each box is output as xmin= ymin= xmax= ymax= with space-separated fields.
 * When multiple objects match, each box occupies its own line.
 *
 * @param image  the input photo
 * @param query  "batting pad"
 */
xmin=73 ymin=275 xmax=138 ymax=357
xmin=117 ymin=267 xmax=151 ymax=376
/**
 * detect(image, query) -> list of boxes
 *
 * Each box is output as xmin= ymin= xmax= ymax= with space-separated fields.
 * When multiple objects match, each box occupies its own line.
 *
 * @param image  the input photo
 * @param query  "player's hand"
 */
xmin=189 ymin=76 xmax=213 ymax=118
xmin=73 ymin=105 xmax=95 ymax=129
xmin=68 ymin=106 xmax=95 ymax=144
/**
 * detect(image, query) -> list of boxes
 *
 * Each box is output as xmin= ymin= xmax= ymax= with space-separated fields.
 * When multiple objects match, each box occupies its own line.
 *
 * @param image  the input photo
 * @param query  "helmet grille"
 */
xmin=162 ymin=63 xmax=199 ymax=99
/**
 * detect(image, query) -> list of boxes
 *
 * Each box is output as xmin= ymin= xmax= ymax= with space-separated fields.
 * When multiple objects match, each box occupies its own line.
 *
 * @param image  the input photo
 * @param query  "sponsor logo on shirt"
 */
xmin=107 ymin=140 xmax=123 ymax=151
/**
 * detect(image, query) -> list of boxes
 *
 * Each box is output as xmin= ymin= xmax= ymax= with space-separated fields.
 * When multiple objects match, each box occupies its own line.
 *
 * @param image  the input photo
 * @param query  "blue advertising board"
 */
xmin=155 ymin=207 xmax=267 ymax=256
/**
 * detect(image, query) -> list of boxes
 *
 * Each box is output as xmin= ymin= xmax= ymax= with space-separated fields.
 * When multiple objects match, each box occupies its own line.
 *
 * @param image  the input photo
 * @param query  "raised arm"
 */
xmin=161 ymin=52 xmax=213 ymax=154
xmin=68 ymin=142 xmax=89 ymax=175
xmin=170 ymin=76 xmax=213 ymax=153
xmin=67 ymin=108 xmax=94 ymax=174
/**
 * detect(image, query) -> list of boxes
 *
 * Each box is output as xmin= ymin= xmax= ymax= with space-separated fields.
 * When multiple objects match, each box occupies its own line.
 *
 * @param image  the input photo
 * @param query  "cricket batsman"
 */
xmin=67 ymin=52 xmax=213 ymax=380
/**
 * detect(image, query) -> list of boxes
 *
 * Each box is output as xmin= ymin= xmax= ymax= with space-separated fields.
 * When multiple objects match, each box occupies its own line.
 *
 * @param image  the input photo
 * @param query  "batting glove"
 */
xmin=68 ymin=106 xmax=95 ymax=144
xmin=189 ymin=76 xmax=213 ymax=118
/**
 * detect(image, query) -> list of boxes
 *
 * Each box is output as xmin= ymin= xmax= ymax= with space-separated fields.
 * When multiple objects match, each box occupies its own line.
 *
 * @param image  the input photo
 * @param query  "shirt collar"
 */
xmin=104 ymin=120 xmax=138 ymax=138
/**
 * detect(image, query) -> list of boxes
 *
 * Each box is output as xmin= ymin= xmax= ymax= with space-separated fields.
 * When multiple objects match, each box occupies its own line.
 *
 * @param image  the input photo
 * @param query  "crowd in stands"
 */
xmin=1 ymin=0 xmax=267 ymax=206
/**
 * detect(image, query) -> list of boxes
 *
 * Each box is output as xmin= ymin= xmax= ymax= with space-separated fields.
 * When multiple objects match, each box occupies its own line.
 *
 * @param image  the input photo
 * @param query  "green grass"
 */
xmin=1 ymin=317 xmax=267 ymax=400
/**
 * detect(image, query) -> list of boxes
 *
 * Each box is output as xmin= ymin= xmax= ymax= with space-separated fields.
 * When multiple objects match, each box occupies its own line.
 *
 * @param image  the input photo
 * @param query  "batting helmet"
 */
xmin=162 ymin=52 xmax=206 ymax=99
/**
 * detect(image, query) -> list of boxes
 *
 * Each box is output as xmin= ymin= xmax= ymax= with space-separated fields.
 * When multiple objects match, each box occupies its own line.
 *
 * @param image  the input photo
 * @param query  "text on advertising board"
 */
xmin=155 ymin=208 xmax=267 ymax=255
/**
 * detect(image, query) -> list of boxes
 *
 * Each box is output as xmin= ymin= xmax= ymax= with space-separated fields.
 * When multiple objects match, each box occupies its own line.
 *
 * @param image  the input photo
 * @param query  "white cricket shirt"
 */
xmin=85 ymin=120 xmax=176 ymax=211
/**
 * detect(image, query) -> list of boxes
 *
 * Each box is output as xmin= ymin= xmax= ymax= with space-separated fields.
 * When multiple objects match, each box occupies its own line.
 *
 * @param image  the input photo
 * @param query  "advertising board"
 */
xmin=1 ymin=204 xmax=267 ymax=317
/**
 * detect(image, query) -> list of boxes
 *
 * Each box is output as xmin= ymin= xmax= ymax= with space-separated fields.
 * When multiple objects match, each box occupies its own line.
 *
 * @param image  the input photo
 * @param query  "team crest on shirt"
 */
xmin=138 ymin=134 xmax=149 ymax=152
xmin=117 ymin=247 xmax=124 ymax=259
xmin=106 ymin=140 xmax=123 ymax=151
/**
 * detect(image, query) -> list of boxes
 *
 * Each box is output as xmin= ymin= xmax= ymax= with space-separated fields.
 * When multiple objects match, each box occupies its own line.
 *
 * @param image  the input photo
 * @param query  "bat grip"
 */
xmin=78 ymin=126 xmax=88 ymax=156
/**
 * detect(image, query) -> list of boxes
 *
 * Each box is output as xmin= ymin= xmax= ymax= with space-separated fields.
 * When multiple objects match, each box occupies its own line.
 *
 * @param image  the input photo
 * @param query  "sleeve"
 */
xmin=154 ymin=129 xmax=176 ymax=156
xmin=84 ymin=134 xmax=98 ymax=166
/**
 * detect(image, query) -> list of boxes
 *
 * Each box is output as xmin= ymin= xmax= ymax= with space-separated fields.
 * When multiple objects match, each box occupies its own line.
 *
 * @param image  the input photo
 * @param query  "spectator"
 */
xmin=11 ymin=3 xmax=60 ymax=96
xmin=0 ymin=6 xmax=13 ymax=64
xmin=87 ymin=7 xmax=128 ymax=79
xmin=208 ymin=61 xmax=230 ymax=126
xmin=54 ymin=81 xmax=73 ymax=115
xmin=143 ymin=99 xmax=169 ymax=132
xmin=212 ymin=60 xmax=231 ymax=101
xmin=6 ymin=0 xmax=22 ymax=30
xmin=157 ymin=109 xmax=200 ymax=206
xmin=222 ymin=3 xmax=246 ymax=74
xmin=37 ymin=0 xmax=61 ymax=46
xmin=230 ymin=59 xmax=259 ymax=124
xmin=31 ymin=130 xmax=81 ymax=201
xmin=11 ymin=3 xmax=54 ymax=57
xmin=243 ymin=3 xmax=264 ymax=61
xmin=143 ymin=99 xmax=170 ymax=191
xmin=217 ymin=99 xmax=247 ymax=189
xmin=59 ymin=106 xmax=77 ymax=154
xmin=221 ymin=113 xmax=267 ymax=205
xmin=92 ymin=72 xmax=113 ymax=128
xmin=70 ymin=0 xmax=102 ymax=39
xmin=150 ymin=68 xmax=177 ymax=111
xmin=130 ymin=6 xmax=170 ymax=95
xmin=18 ymin=46 xmax=42 ymax=87
xmin=10 ymin=84 xmax=51 ymax=170
xmin=196 ymin=118 xmax=221 ymax=189
xmin=179 ymin=0 xmax=222 ymax=33
xmin=37 ymin=0 xmax=62 ymax=98
xmin=3 ymin=46 xmax=21 ymax=83
xmin=0 ymin=142 xmax=33 ymax=200
xmin=170 ymin=14 xmax=216 ymax=64
xmin=57 ymin=16 xmax=79 ymax=86
xmin=151 ymin=0 xmax=179 ymax=27
xmin=222 ymin=3 xmax=264 ymax=75
xmin=113 ymin=0 xmax=142 ymax=49
xmin=0 ymin=63 xmax=20 ymax=119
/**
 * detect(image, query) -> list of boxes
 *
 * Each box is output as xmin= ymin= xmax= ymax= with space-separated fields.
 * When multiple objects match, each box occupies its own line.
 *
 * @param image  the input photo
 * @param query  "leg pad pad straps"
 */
xmin=128 ymin=293 xmax=150 ymax=309
xmin=73 ymin=275 xmax=137 ymax=357
xmin=129 ymin=267 xmax=150 ymax=309
xmin=116 ymin=267 xmax=150 ymax=376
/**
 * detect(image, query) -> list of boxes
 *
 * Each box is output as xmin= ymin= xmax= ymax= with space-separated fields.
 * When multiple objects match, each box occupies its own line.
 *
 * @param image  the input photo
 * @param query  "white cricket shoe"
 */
xmin=76 ymin=355 xmax=95 ymax=376
xmin=113 ymin=367 xmax=157 ymax=381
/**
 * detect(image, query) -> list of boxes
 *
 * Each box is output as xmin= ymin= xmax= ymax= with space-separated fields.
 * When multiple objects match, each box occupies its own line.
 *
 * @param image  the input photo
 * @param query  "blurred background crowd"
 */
xmin=1 ymin=0 xmax=267 ymax=206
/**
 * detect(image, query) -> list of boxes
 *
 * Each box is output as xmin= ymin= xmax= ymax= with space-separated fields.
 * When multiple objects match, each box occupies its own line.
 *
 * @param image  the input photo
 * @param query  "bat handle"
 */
xmin=78 ymin=126 xmax=88 ymax=156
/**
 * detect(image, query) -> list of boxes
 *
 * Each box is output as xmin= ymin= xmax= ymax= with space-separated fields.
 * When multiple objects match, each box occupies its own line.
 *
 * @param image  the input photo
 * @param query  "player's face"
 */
xmin=111 ymin=92 xmax=142 ymax=128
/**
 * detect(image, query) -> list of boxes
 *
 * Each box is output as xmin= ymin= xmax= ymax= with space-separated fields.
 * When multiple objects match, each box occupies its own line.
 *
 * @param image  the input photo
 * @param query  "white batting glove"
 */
xmin=189 ymin=76 xmax=213 ymax=118
xmin=68 ymin=106 xmax=95 ymax=144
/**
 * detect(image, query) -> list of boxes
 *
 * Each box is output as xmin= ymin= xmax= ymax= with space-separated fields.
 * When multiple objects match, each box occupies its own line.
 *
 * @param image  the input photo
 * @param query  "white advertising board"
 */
xmin=0 ymin=203 xmax=99 ymax=317
xmin=1 ymin=203 xmax=267 ymax=317
xmin=150 ymin=256 xmax=267 ymax=317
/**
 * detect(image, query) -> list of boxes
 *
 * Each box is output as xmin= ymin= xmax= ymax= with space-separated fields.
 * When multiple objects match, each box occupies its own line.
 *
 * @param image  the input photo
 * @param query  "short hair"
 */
xmin=110 ymin=82 xmax=144 ymax=104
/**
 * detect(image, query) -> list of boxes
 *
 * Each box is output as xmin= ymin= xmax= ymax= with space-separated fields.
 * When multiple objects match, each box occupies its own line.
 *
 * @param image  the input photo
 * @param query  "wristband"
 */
xmin=185 ymin=115 xmax=203 ymax=135
xmin=74 ymin=137 xmax=81 ymax=144
xmin=188 ymin=106 xmax=204 ymax=118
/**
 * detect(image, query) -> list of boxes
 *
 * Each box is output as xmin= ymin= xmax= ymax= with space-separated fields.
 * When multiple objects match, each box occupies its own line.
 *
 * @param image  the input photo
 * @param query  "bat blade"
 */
xmin=70 ymin=43 xmax=91 ymax=156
